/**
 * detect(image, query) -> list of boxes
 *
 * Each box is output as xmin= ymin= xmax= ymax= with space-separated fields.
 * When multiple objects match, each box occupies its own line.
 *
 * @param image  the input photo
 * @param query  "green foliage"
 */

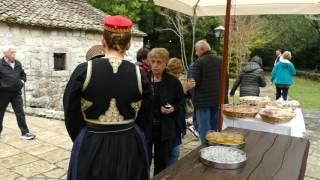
xmin=87 ymin=0 xmax=156 ymax=22
xmin=194 ymin=17 xmax=220 ymax=51
xmin=145 ymin=12 xmax=221 ymax=66
xmin=228 ymin=53 xmax=239 ymax=78
xmin=226 ymin=16 xmax=267 ymax=77
xmin=184 ymin=17 xmax=221 ymax=63
xmin=250 ymin=15 xmax=320 ymax=69
xmin=86 ymin=0 xmax=223 ymax=66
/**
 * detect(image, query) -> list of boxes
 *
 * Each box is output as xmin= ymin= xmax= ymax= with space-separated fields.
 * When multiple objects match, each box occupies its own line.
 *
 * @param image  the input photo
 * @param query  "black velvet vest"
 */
xmin=80 ymin=58 xmax=142 ymax=124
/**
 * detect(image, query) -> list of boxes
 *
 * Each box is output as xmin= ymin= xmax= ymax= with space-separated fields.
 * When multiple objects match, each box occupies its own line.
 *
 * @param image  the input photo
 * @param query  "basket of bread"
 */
xmin=223 ymin=105 xmax=259 ymax=119
xmin=259 ymin=105 xmax=296 ymax=124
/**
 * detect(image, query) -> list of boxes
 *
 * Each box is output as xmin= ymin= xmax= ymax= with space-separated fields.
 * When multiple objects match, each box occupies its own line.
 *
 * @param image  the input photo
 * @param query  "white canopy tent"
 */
xmin=153 ymin=0 xmax=320 ymax=130
xmin=154 ymin=0 xmax=320 ymax=16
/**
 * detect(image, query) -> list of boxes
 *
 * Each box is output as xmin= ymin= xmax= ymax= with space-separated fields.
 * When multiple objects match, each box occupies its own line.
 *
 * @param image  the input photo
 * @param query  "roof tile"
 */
xmin=0 ymin=0 xmax=145 ymax=36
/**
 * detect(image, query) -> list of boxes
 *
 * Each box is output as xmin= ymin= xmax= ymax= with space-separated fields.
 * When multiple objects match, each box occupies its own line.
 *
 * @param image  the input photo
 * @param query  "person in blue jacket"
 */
xmin=271 ymin=51 xmax=296 ymax=101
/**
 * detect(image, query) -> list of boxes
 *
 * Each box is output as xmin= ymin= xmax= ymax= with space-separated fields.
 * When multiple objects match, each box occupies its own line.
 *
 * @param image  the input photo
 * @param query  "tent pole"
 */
xmin=218 ymin=0 xmax=232 ymax=131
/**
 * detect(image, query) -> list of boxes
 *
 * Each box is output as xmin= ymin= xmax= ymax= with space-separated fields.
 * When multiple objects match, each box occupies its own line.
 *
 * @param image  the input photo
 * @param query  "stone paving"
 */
xmin=0 ymin=113 xmax=71 ymax=179
xmin=303 ymin=109 xmax=320 ymax=180
xmin=0 ymin=112 xmax=200 ymax=179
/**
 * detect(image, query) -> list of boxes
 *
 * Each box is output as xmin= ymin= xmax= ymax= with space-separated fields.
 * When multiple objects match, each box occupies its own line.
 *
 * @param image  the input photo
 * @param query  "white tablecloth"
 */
xmin=223 ymin=108 xmax=306 ymax=137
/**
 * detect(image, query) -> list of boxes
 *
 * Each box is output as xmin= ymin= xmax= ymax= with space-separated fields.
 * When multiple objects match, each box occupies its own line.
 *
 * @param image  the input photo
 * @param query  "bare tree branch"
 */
xmin=159 ymin=11 xmax=180 ymax=34
xmin=155 ymin=27 xmax=181 ymax=37
xmin=228 ymin=15 xmax=262 ymax=74
xmin=159 ymin=9 xmax=194 ymax=72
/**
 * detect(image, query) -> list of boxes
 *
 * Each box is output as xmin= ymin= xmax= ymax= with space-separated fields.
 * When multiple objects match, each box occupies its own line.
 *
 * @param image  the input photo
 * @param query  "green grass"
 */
xmin=289 ymin=77 xmax=320 ymax=109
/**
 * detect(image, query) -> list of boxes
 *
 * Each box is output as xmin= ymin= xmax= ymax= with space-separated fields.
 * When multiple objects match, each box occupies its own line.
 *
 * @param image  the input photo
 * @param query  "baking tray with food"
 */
xmin=199 ymin=146 xmax=247 ymax=169
xmin=206 ymin=131 xmax=246 ymax=149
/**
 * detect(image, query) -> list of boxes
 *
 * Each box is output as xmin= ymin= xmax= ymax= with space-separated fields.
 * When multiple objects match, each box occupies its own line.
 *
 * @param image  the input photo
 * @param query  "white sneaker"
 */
xmin=21 ymin=132 xmax=36 ymax=140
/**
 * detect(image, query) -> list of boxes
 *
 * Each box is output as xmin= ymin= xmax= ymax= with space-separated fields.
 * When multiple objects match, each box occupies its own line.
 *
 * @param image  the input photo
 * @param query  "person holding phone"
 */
xmin=146 ymin=48 xmax=185 ymax=175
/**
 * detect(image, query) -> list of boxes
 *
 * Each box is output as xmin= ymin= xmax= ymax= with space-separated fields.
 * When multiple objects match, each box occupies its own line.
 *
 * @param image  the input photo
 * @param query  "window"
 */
xmin=53 ymin=53 xmax=66 ymax=71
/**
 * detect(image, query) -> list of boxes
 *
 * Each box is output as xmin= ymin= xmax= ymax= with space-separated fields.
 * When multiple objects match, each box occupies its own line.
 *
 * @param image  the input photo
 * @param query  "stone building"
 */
xmin=0 ymin=0 xmax=145 ymax=119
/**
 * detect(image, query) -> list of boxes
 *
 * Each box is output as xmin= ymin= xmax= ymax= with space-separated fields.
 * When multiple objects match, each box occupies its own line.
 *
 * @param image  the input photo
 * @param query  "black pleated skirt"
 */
xmin=67 ymin=123 xmax=149 ymax=180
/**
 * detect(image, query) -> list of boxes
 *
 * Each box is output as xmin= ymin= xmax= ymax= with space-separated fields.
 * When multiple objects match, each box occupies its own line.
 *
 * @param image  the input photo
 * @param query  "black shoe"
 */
xmin=21 ymin=132 xmax=36 ymax=140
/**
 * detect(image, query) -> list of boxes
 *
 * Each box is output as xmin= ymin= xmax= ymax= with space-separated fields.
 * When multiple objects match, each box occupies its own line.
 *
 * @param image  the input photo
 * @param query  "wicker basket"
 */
xmin=223 ymin=105 xmax=259 ymax=119
xmin=259 ymin=108 xmax=295 ymax=124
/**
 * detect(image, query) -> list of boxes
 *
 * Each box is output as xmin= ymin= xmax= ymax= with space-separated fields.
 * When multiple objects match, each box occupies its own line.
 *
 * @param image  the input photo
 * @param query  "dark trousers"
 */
xmin=147 ymin=137 xmax=171 ymax=176
xmin=192 ymin=109 xmax=198 ymax=131
xmin=276 ymin=87 xmax=289 ymax=100
xmin=0 ymin=91 xmax=29 ymax=135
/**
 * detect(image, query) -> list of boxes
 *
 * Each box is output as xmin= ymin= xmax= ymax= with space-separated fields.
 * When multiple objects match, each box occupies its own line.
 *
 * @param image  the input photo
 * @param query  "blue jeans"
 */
xmin=196 ymin=106 xmax=219 ymax=144
xmin=168 ymin=144 xmax=180 ymax=165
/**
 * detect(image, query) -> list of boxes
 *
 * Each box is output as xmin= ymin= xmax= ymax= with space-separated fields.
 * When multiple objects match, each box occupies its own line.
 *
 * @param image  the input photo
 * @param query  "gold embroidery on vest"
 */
xmin=80 ymin=98 xmax=93 ymax=119
xmin=135 ymin=65 xmax=142 ymax=95
xmin=131 ymin=100 xmax=142 ymax=118
xmin=98 ymin=98 xmax=124 ymax=122
xmin=82 ymin=61 xmax=92 ymax=92
xmin=107 ymin=57 xmax=122 ymax=74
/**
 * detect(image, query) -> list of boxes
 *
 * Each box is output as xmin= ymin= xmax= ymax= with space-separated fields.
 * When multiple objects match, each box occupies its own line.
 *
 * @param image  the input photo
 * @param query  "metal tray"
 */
xmin=206 ymin=140 xmax=246 ymax=149
xmin=199 ymin=146 xmax=247 ymax=169
xmin=199 ymin=155 xmax=246 ymax=169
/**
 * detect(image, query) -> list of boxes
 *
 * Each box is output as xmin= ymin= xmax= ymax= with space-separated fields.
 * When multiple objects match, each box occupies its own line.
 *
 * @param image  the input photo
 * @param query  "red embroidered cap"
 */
xmin=103 ymin=15 xmax=133 ymax=33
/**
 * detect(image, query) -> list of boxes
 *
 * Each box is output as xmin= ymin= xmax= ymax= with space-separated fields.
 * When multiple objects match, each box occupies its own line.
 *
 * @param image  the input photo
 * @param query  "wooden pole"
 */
xmin=218 ymin=0 xmax=232 ymax=131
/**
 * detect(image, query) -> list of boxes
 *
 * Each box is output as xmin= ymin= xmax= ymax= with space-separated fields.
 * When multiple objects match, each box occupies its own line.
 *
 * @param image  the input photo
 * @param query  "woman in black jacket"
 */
xmin=230 ymin=56 xmax=266 ymax=97
xmin=146 ymin=48 xmax=185 ymax=175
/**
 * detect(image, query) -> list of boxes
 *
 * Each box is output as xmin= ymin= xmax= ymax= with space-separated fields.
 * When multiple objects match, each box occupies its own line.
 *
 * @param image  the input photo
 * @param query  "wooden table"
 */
xmin=153 ymin=128 xmax=309 ymax=180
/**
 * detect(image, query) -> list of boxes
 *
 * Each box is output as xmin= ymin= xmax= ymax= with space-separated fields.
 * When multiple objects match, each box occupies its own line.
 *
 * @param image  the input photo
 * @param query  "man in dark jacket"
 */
xmin=230 ymin=56 xmax=266 ymax=97
xmin=192 ymin=40 xmax=221 ymax=144
xmin=0 ymin=45 xmax=35 ymax=140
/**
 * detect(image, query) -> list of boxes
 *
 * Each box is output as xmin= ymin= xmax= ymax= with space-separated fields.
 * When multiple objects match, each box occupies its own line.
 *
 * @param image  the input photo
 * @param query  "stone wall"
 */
xmin=0 ymin=23 xmax=143 ymax=119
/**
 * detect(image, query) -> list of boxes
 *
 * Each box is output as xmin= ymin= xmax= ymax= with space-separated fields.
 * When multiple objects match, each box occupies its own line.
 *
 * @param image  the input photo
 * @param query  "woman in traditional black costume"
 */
xmin=63 ymin=15 xmax=152 ymax=180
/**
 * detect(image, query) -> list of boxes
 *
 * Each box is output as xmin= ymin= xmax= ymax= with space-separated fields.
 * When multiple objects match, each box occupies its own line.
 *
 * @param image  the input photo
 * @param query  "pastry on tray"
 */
xmin=206 ymin=131 xmax=244 ymax=146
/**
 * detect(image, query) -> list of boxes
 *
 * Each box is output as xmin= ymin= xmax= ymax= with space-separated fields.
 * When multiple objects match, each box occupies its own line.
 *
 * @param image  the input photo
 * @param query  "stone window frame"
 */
xmin=53 ymin=53 xmax=66 ymax=71
xmin=51 ymin=48 xmax=70 ymax=76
